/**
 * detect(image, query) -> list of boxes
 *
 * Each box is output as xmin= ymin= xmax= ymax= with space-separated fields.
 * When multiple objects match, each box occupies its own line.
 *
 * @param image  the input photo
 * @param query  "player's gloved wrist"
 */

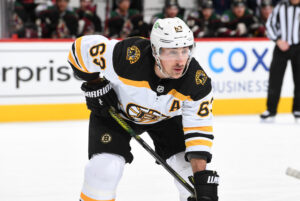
xmin=81 ymin=78 xmax=119 ymax=116
xmin=187 ymin=196 xmax=196 ymax=201
xmin=193 ymin=170 xmax=219 ymax=201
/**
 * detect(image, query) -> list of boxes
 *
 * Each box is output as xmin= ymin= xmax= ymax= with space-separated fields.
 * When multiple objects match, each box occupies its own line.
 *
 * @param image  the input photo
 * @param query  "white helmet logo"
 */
xmin=174 ymin=25 xmax=183 ymax=32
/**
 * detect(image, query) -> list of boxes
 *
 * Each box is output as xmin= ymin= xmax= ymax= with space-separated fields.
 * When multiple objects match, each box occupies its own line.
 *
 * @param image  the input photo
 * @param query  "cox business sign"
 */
xmin=194 ymin=41 xmax=293 ymax=99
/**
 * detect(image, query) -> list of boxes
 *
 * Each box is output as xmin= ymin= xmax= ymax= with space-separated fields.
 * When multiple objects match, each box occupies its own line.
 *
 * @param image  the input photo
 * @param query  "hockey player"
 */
xmin=68 ymin=17 xmax=219 ymax=201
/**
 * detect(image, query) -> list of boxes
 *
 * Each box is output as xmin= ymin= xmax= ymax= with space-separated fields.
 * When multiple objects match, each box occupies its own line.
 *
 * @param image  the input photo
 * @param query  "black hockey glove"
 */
xmin=81 ymin=78 xmax=119 ymax=116
xmin=189 ymin=170 xmax=219 ymax=201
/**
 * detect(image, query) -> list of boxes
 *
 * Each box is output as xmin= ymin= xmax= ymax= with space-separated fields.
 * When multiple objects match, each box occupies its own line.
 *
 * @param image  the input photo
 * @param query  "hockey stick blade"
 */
xmin=108 ymin=107 xmax=195 ymax=196
xmin=286 ymin=167 xmax=300 ymax=180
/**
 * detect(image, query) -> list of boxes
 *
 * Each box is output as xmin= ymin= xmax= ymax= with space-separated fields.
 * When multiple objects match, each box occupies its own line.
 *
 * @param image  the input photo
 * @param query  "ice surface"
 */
xmin=0 ymin=114 xmax=299 ymax=201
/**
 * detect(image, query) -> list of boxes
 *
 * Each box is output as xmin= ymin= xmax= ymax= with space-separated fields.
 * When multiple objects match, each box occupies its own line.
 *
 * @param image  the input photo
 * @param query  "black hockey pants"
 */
xmin=266 ymin=44 xmax=300 ymax=113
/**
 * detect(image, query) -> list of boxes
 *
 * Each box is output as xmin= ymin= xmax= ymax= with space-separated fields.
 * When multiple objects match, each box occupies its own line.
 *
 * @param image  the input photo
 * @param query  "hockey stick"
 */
xmin=108 ymin=107 xmax=195 ymax=196
xmin=286 ymin=167 xmax=300 ymax=180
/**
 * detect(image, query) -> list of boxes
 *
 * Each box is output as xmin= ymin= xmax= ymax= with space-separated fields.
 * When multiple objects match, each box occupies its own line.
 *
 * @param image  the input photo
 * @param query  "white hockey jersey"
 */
xmin=68 ymin=35 xmax=214 ymax=162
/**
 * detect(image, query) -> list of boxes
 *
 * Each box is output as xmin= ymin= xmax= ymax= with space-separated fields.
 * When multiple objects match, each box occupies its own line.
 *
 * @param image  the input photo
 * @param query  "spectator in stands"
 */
xmin=186 ymin=0 xmax=221 ymax=38
xmin=253 ymin=0 xmax=273 ymax=37
xmin=75 ymin=0 xmax=102 ymax=36
xmin=107 ymin=0 xmax=148 ymax=39
xmin=212 ymin=0 xmax=231 ymax=15
xmin=150 ymin=0 xmax=184 ymax=26
xmin=247 ymin=0 xmax=279 ymax=15
xmin=259 ymin=0 xmax=273 ymax=21
xmin=218 ymin=0 xmax=259 ymax=37
xmin=247 ymin=0 xmax=280 ymax=16
xmin=37 ymin=0 xmax=78 ymax=38
xmin=13 ymin=0 xmax=38 ymax=38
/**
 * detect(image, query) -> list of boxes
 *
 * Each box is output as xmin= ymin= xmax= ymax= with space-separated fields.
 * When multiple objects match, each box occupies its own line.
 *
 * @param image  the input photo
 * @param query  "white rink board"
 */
xmin=0 ymin=39 xmax=294 ymax=105
xmin=0 ymin=41 xmax=83 ymax=105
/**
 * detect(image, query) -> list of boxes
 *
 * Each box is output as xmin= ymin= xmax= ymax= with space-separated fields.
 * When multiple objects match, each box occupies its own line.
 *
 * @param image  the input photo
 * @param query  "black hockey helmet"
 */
xmin=261 ymin=0 xmax=272 ymax=7
xmin=231 ymin=0 xmax=246 ymax=7
xmin=202 ymin=0 xmax=214 ymax=9
xmin=164 ymin=0 xmax=180 ymax=9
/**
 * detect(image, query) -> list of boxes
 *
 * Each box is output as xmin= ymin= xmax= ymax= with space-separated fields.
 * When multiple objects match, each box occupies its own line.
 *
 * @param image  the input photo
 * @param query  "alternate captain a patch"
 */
xmin=126 ymin=46 xmax=140 ymax=64
xmin=195 ymin=70 xmax=207 ymax=85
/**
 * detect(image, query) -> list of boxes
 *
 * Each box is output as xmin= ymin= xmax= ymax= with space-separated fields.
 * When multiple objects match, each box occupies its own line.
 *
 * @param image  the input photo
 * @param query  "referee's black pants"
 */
xmin=266 ymin=44 xmax=300 ymax=113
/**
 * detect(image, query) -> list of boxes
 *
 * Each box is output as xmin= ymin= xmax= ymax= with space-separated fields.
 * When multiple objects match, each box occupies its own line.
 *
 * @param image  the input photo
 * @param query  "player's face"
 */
xmin=202 ymin=8 xmax=213 ymax=20
xmin=261 ymin=6 xmax=273 ymax=20
xmin=119 ymin=0 xmax=130 ymax=11
xmin=56 ymin=0 xmax=69 ymax=12
xmin=80 ymin=0 xmax=92 ymax=10
xmin=165 ymin=6 xmax=179 ymax=18
xmin=159 ymin=47 xmax=190 ymax=79
xmin=233 ymin=5 xmax=245 ymax=18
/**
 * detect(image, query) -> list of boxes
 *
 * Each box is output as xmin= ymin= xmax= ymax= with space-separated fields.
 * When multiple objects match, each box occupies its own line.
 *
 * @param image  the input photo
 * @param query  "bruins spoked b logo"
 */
xmin=101 ymin=133 xmax=112 ymax=144
xmin=195 ymin=70 xmax=207 ymax=85
xmin=126 ymin=46 xmax=140 ymax=64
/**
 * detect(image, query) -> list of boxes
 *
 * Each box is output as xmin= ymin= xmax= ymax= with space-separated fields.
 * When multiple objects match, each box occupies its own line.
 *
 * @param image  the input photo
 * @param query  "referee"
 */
xmin=261 ymin=0 xmax=300 ymax=121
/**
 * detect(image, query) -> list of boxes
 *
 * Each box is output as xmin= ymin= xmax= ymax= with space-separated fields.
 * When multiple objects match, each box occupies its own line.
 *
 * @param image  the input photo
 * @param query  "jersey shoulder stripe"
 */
xmin=167 ymin=89 xmax=192 ymax=101
xmin=118 ymin=76 xmax=151 ymax=89
xmin=68 ymin=35 xmax=118 ymax=81
xmin=68 ymin=61 xmax=100 ymax=81
xmin=68 ymin=50 xmax=82 ymax=71
xmin=74 ymin=37 xmax=89 ymax=72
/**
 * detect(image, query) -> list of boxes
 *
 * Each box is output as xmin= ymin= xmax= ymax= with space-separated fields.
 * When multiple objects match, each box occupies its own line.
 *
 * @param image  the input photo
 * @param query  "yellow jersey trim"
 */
xmin=75 ymin=37 xmax=89 ymax=72
xmin=185 ymin=139 xmax=213 ymax=148
xmin=68 ymin=51 xmax=83 ymax=71
xmin=80 ymin=192 xmax=115 ymax=201
xmin=183 ymin=126 xmax=213 ymax=133
xmin=118 ymin=76 xmax=151 ymax=89
xmin=168 ymin=89 xmax=193 ymax=101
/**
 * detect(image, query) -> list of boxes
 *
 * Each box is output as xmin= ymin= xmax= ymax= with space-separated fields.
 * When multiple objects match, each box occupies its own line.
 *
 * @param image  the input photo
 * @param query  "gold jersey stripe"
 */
xmin=185 ymin=139 xmax=213 ymax=148
xmin=75 ymin=37 xmax=89 ymax=72
xmin=68 ymin=51 xmax=84 ymax=72
xmin=68 ymin=51 xmax=94 ymax=74
xmin=119 ymin=76 xmax=151 ymax=89
xmin=80 ymin=192 xmax=115 ymax=201
xmin=183 ymin=126 xmax=213 ymax=132
xmin=168 ymin=89 xmax=192 ymax=101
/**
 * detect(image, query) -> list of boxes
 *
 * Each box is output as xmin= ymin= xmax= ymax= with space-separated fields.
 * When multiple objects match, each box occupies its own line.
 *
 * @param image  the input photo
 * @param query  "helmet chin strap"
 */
xmin=155 ymin=61 xmax=172 ymax=79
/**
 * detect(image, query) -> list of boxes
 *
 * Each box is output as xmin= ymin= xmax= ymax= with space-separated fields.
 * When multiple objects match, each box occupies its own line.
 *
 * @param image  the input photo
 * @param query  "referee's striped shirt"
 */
xmin=266 ymin=0 xmax=300 ymax=45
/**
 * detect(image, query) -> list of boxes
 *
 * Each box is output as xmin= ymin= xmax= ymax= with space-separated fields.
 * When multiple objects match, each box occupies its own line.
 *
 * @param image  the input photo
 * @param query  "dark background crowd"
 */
xmin=12 ymin=0 xmax=279 ymax=39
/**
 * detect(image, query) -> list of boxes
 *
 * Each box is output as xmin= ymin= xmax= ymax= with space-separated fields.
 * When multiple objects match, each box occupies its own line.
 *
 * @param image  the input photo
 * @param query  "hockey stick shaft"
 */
xmin=108 ymin=107 xmax=195 ymax=196
xmin=286 ymin=167 xmax=300 ymax=180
